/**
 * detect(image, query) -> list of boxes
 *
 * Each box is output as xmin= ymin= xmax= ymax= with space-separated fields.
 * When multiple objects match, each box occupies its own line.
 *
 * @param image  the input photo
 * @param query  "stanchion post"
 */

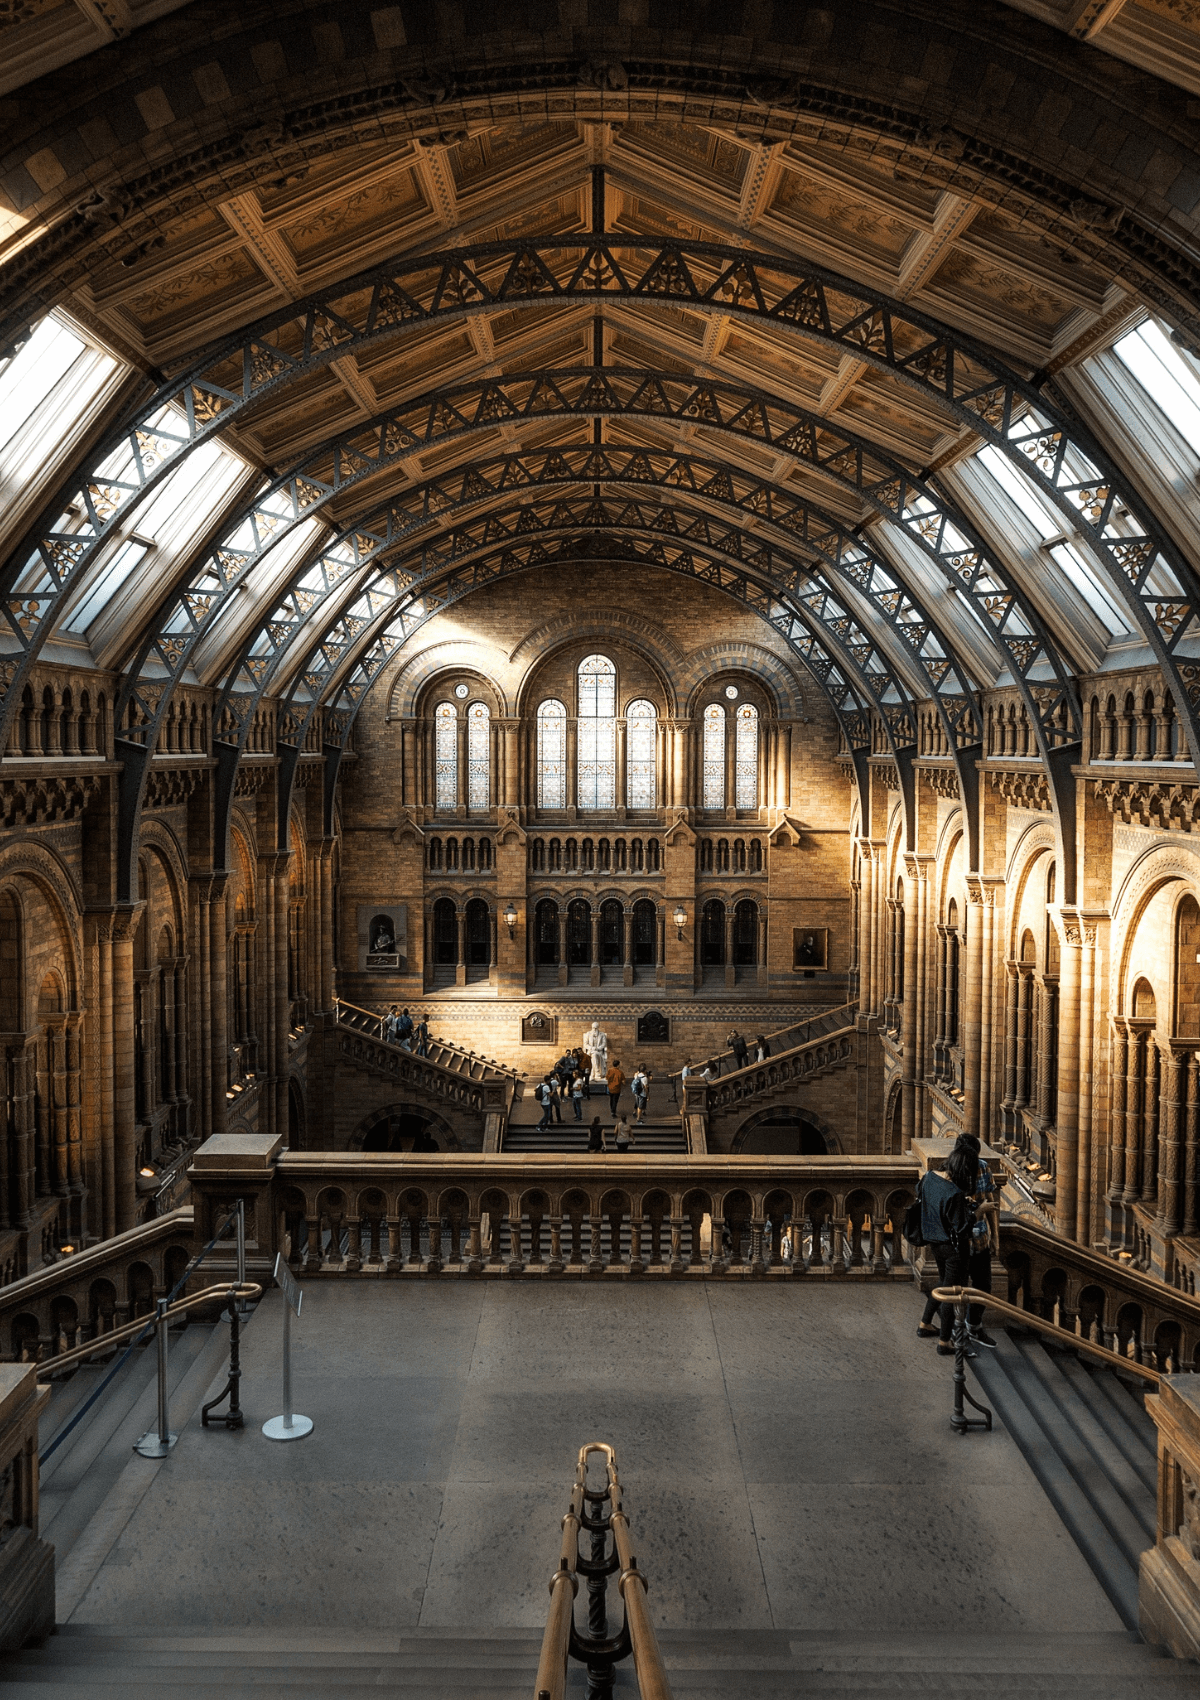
xmin=236 ymin=1198 xmax=246 ymax=1312
xmin=134 ymin=1299 xmax=178 ymax=1457
xmin=263 ymin=1252 xmax=313 ymax=1441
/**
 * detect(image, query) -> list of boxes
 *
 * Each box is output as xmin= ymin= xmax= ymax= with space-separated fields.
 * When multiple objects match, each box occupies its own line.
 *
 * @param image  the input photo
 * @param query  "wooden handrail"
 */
xmin=334 ymin=996 xmax=520 ymax=1078
xmin=534 ymin=1442 xmax=672 ymax=1700
xmin=34 ymin=1281 xmax=262 ymax=1378
xmin=0 ymin=1209 xmax=194 ymax=1315
xmin=932 ymin=1285 xmax=1161 ymax=1386
xmin=667 ymin=1001 xmax=857 ymax=1082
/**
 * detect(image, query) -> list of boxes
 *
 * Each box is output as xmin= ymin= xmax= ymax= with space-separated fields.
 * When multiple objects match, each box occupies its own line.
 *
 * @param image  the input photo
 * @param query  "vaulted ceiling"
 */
xmin=3 ymin=0 xmax=1200 ymax=823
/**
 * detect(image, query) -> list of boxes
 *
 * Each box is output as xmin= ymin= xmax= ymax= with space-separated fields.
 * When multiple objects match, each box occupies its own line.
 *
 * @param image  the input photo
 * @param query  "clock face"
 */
xmin=724 ymin=685 xmax=739 ymax=699
xmin=454 ymin=683 xmax=469 ymax=698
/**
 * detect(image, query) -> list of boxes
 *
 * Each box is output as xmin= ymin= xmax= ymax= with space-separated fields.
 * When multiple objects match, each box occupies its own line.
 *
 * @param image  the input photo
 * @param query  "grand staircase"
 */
xmin=1 ymin=1624 xmax=1193 ymax=1696
xmin=970 ymin=1327 xmax=1158 ymax=1631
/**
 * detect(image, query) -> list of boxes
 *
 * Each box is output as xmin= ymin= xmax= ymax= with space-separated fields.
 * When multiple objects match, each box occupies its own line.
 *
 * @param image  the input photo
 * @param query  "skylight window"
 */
xmin=973 ymin=445 xmax=1130 ymax=636
xmin=1113 ymin=319 xmax=1200 ymax=447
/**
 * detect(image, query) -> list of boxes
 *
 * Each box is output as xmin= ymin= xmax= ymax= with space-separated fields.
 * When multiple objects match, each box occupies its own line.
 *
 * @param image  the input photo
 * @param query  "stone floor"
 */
xmin=63 ymin=1282 xmax=1122 ymax=1635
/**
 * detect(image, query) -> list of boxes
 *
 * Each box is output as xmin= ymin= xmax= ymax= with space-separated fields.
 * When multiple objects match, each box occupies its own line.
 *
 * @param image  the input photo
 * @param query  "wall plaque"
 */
xmin=521 ymin=1011 xmax=558 ymax=1044
xmin=636 ymin=1011 xmax=670 ymax=1044
xmin=792 ymin=927 xmax=828 ymax=971
xmin=358 ymin=904 xmax=407 ymax=972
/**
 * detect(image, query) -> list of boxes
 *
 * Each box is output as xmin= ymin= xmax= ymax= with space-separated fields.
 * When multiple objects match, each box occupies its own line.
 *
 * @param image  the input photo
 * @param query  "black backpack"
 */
xmin=903 ymin=1177 xmax=926 ymax=1246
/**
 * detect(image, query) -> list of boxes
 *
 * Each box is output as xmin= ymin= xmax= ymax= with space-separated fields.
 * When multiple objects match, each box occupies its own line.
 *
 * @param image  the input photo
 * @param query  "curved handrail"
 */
xmin=34 ymin=1282 xmax=262 ymax=1379
xmin=932 ymin=1285 xmax=1160 ymax=1386
xmin=334 ymin=996 xmax=521 ymax=1079
xmin=533 ymin=1441 xmax=672 ymax=1700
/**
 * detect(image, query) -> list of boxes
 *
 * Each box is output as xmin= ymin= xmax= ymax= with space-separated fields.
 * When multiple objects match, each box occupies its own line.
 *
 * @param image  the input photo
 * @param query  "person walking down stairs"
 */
xmin=587 ymin=1116 xmax=606 ymax=1152
xmin=535 ymin=1077 xmax=555 ymax=1131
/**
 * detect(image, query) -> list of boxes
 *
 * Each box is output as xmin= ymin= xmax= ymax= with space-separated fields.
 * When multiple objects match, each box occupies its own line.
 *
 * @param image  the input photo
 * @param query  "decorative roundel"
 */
xmin=454 ymin=683 xmax=469 ymax=698
xmin=724 ymin=684 xmax=739 ymax=699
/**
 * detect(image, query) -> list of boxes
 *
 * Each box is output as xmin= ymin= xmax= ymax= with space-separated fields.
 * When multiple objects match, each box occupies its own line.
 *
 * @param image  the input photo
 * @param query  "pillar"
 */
xmin=1053 ymin=911 xmax=1082 ymax=1243
xmin=1160 ymin=1046 xmax=1185 ymax=1237
xmin=900 ymin=859 xmax=921 ymax=1148
xmin=962 ymin=880 xmax=985 ymax=1141
xmin=456 ymin=906 xmax=467 ymax=987
xmin=1123 ymin=1029 xmax=1144 ymax=1208
xmin=590 ymin=907 xmax=600 ymax=988
xmin=1002 ymin=962 xmax=1019 ymax=1115
xmin=1143 ymin=1038 xmax=1160 ymax=1209
xmin=208 ymin=877 xmax=229 ymax=1140
xmin=1108 ymin=1023 xmax=1128 ymax=1206
xmin=622 ymin=909 xmax=633 ymax=988
xmin=1185 ymin=1053 xmax=1200 ymax=1239
xmin=111 ymin=904 xmax=142 ymax=1235
xmin=1014 ymin=966 xmax=1032 ymax=1113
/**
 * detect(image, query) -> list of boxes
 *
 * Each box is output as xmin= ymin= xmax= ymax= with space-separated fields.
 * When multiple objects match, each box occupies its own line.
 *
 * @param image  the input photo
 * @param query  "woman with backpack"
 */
xmin=910 ymin=1134 xmax=995 ymax=1355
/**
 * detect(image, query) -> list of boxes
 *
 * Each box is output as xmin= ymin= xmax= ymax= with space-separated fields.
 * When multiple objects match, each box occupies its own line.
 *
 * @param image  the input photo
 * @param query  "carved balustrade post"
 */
xmin=587 ymin=1210 xmax=604 ymax=1275
xmin=466 ymin=1215 xmax=483 ymax=1275
xmin=547 ymin=1216 xmax=563 ymax=1275
xmin=1145 ymin=1038 xmax=1162 ymax=1210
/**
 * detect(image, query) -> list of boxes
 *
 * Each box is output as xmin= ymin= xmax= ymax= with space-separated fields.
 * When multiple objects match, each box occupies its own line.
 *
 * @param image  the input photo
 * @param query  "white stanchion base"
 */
xmin=133 ymin=1431 xmax=177 ymax=1457
xmin=262 ymin=1414 xmax=313 ymax=1441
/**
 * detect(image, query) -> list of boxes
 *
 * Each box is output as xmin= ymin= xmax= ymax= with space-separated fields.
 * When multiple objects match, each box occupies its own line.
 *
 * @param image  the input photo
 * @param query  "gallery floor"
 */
xmin=56 ymin=1282 xmax=1118 ymax=1636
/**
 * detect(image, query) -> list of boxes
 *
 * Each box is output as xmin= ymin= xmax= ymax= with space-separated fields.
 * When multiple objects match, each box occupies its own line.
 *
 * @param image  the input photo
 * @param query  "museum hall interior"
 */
xmin=8 ymin=0 xmax=1200 ymax=1692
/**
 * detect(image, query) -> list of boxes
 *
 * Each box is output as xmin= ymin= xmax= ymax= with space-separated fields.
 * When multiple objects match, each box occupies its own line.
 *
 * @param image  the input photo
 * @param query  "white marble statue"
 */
xmin=583 ymin=1021 xmax=608 ymax=1081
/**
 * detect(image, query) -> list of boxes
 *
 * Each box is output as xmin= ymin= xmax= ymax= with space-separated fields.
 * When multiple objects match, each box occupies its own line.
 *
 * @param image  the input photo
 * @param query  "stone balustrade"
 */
xmin=194 ymin=1150 xmax=920 ymax=1279
xmin=0 ymin=1364 xmax=54 ymax=1649
xmin=1141 ymin=1377 xmax=1200 ymax=1659
xmin=0 ymin=1210 xmax=195 ymax=1362
xmin=1000 ymin=1217 xmax=1200 ymax=1371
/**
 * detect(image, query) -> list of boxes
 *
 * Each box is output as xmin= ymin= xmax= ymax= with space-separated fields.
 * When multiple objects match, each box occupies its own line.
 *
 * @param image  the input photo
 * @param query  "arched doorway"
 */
xmin=701 ymin=899 xmax=725 ymax=986
xmin=567 ymin=899 xmax=591 ymax=980
xmin=632 ymin=899 xmax=657 ymax=983
xmin=732 ymin=899 xmax=758 ymax=983
xmin=430 ymin=898 xmax=457 ymax=989
xmin=599 ymin=899 xmax=623 ymax=978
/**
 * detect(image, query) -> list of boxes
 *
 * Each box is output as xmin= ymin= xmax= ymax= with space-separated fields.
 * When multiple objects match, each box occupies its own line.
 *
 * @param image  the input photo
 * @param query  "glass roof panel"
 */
xmin=1113 ymin=319 xmax=1200 ymax=446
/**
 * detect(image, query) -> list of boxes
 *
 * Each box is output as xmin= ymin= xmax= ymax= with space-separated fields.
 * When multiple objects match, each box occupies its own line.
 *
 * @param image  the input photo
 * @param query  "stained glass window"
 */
xmin=578 ymin=654 xmax=616 ymax=811
xmin=735 ymin=703 xmax=758 ymax=809
xmin=434 ymin=701 xmax=457 ymax=811
xmin=537 ymin=699 xmax=567 ymax=809
xmin=626 ymin=699 xmax=657 ymax=809
xmin=703 ymin=703 xmax=725 ymax=809
xmin=467 ymin=701 xmax=490 ymax=810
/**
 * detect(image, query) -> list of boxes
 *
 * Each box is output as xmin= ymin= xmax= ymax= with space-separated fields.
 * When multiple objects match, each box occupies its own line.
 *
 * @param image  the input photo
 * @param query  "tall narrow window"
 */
xmin=537 ymin=699 xmax=567 ymax=809
xmin=626 ymin=699 xmax=657 ymax=809
xmin=578 ymin=654 xmax=616 ymax=810
xmin=735 ymin=703 xmax=759 ymax=810
xmin=703 ymin=704 xmax=725 ymax=809
xmin=467 ymin=701 xmax=490 ymax=810
xmin=434 ymin=701 xmax=457 ymax=812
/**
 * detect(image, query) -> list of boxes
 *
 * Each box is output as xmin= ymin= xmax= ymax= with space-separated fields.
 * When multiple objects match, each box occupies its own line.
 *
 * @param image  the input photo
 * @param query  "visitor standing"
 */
xmin=548 ymin=1072 xmax=563 ymax=1124
xmin=606 ymin=1058 xmax=626 ymax=1117
xmin=414 ymin=1014 xmax=430 ymax=1057
xmin=571 ymin=1073 xmax=586 ymax=1121
xmin=397 ymin=1008 xmax=414 ymax=1050
xmin=755 ymin=1034 xmax=770 ymax=1062
xmin=912 ymin=1136 xmax=983 ymax=1355
xmin=728 ymin=1030 xmax=749 ymax=1069
xmin=631 ymin=1066 xmax=649 ymax=1123
xmin=535 ymin=1076 xmax=554 ymax=1131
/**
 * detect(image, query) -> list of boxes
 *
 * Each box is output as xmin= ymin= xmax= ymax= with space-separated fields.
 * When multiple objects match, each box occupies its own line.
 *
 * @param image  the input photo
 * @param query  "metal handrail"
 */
xmin=35 ymin=1282 xmax=262 ymax=1379
xmin=534 ymin=1442 xmax=672 ymax=1700
xmin=932 ymin=1285 xmax=1161 ymax=1385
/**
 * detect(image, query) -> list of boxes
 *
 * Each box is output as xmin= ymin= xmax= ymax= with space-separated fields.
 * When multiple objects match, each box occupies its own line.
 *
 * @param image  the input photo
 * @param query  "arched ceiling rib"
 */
xmin=6 ymin=229 xmax=1192 ymax=762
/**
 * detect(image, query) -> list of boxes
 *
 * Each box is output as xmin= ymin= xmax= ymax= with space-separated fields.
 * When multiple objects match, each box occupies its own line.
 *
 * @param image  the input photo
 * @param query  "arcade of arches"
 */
xmin=8 ymin=0 xmax=1200 ymax=1308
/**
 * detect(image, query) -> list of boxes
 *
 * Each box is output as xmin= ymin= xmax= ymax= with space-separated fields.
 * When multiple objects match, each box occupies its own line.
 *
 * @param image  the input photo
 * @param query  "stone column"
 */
xmin=65 ymin=1013 xmax=83 ymax=1202
xmin=111 ymin=904 xmax=143 ymax=1234
xmin=900 ymin=858 xmax=922 ymax=1148
xmin=622 ymin=909 xmax=633 ymax=988
xmin=1143 ymin=1038 xmax=1160 ymax=1209
xmin=402 ymin=720 xmax=416 ymax=807
xmin=566 ymin=718 xmax=578 ymax=814
xmin=318 ymin=848 xmax=334 ymax=1012
xmin=1123 ymin=1028 xmax=1144 ymax=1207
xmin=616 ymin=718 xmax=627 ymax=817
xmin=208 ymin=877 xmax=229 ymax=1140
xmin=1186 ymin=1052 xmax=1200 ymax=1239
xmin=1053 ymin=911 xmax=1083 ymax=1242
xmin=502 ymin=719 xmax=519 ymax=808
xmin=1108 ymin=1022 xmax=1128 ymax=1206
xmin=723 ymin=905 xmax=734 ymax=991
xmin=456 ymin=907 xmax=467 ymax=987
xmin=932 ymin=926 xmax=948 ymax=1081
xmin=590 ymin=908 xmax=600 ymax=988
xmin=1002 ymin=962 xmax=1019 ymax=1116
xmin=1160 ymin=1046 xmax=1185 ymax=1237
xmin=274 ymin=855 xmax=290 ymax=1142
xmin=557 ymin=911 xmax=568 ymax=987
xmin=962 ymin=880 xmax=986 ymax=1141
xmin=1014 ymin=966 xmax=1032 ymax=1112
xmin=456 ymin=713 xmax=467 ymax=814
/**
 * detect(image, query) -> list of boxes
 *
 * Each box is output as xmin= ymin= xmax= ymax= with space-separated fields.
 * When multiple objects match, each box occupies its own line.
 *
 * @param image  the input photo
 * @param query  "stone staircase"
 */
xmin=1 ymin=1625 xmax=1194 ymax=1697
xmin=970 ymin=1328 xmax=1158 ymax=1631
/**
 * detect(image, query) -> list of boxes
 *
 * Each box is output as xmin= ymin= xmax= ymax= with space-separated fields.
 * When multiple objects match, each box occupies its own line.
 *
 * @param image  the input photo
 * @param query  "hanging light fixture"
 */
xmin=673 ymin=904 xmax=687 ymax=939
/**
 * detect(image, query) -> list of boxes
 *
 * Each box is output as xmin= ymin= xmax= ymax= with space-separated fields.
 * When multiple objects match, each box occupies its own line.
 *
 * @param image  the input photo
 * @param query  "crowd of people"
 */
xmin=382 ymin=1007 xmax=431 ymax=1056
xmin=533 ymin=1053 xmax=654 ymax=1146
xmin=678 ymin=1029 xmax=773 ymax=1086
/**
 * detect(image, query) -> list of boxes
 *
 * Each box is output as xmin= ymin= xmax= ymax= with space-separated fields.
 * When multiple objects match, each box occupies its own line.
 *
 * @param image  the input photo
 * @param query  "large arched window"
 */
xmin=735 ymin=703 xmax=759 ymax=810
xmin=467 ymin=701 xmax=490 ymax=810
xmin=626 ymin=699 xmax=657 ymax=809
xmin=578 ymin=654 xmax=616 ymax=811
xmin=434 ymin=701 xmax=457 ymax=812
xmin=537 ymin=699 xmax=567 ymax=809
xmin=702 ymin=704 xmax=725 ymax=810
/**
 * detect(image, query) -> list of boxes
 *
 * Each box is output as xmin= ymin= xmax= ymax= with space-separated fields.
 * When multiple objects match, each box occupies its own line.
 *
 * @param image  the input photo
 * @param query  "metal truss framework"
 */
xmin=101 ymin=367 xmax=1075 ymax=795
xmin=212 ymin=449 xmax=981 ymax=750
xmin=2 ymin=233 xmax=1195 ymax=763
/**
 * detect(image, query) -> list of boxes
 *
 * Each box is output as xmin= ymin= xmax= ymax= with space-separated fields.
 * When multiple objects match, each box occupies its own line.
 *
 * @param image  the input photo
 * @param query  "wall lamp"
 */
xmin=673 ymin=905 xmax=687 ymax=940
xmin=504 ymin=902 xmax=518 ymax=938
